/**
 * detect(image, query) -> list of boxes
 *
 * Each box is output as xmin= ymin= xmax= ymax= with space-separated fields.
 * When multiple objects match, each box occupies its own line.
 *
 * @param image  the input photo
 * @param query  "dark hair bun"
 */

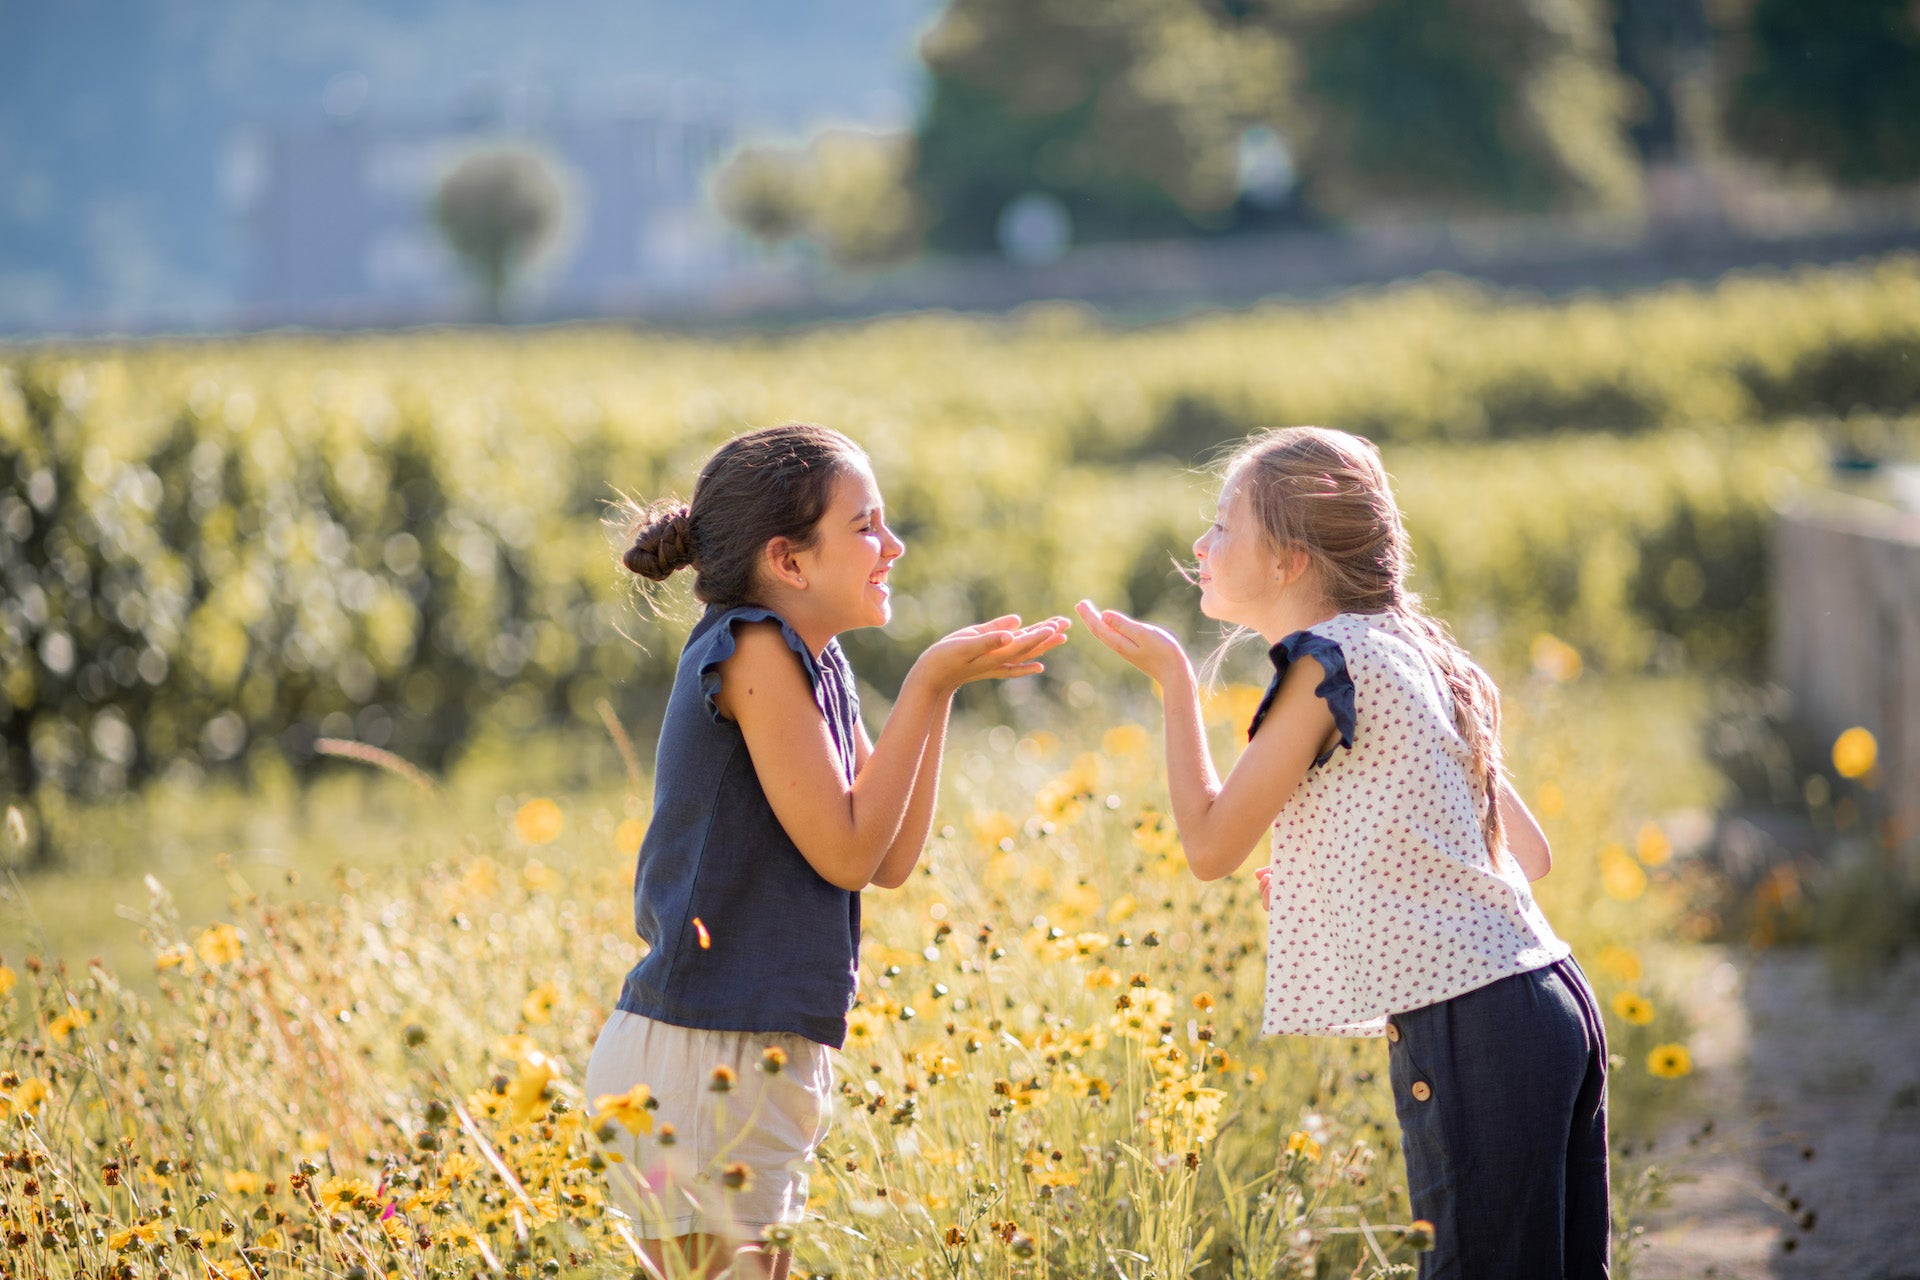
xmin=623 ymin=504 xmax=697 ymax=580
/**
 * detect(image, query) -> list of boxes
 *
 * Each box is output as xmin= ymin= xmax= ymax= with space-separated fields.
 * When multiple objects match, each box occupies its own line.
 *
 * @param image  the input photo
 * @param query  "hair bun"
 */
xmin=623 ymin=504 xmax=697 ymax=580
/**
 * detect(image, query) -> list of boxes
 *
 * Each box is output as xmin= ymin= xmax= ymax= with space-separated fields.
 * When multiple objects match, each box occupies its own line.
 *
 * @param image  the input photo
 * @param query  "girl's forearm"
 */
xmin=1157 ymin=663 xmax=1230 ymax=877
xmin=871 ymin=693 xmax=952 ymax=888
xmin=835 ymin=672 xmax=953 ymax=886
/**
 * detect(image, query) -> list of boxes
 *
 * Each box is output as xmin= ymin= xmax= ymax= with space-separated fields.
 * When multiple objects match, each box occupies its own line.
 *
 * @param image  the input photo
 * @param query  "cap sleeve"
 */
xmin=1247 ymin=629 xmax=1357 ymax=766
xmin=695 ymin=606 xmax=819 ymax=725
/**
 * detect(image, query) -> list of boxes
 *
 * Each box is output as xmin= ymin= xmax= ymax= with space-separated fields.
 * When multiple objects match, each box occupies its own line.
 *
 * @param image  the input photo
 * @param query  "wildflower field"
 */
xmin=4 ymin=257 xmax=1917 ymax=1278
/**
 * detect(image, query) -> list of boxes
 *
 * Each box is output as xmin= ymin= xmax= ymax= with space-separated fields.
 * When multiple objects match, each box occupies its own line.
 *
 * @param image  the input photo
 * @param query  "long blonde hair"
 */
xmin=1224 ymin=426 xmax=1506 ymax=852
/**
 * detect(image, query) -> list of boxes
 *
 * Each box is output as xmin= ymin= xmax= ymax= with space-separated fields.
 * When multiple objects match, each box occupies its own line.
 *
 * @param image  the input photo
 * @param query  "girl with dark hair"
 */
xmin=1076 ymin=427 xmax=1607 ymax=1279
xmin=587 ymin=424 xmax=1069 ymax=1278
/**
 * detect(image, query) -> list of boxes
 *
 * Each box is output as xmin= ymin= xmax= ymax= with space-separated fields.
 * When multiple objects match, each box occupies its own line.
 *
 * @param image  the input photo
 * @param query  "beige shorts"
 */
xmin=583 ymin=1011 xmax=834 ymax=1238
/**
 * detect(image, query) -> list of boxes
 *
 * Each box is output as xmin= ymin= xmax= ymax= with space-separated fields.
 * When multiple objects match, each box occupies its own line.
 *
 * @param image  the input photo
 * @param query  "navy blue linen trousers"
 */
xmin=1386 ymin=957 xmax=1611 ymax=1279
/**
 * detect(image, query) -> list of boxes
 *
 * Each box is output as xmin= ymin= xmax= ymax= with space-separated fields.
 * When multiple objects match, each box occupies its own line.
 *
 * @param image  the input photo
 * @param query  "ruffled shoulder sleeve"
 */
xmin=692 ymin=606 xmax=819 ymax=725
xmin=1247 ymin=629 xmax=1357 ymax=766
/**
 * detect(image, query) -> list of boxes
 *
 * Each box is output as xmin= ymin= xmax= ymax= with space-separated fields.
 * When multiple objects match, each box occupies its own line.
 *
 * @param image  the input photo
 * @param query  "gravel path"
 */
xmin=1635 ymin=948 xmax=1920 ymax=1280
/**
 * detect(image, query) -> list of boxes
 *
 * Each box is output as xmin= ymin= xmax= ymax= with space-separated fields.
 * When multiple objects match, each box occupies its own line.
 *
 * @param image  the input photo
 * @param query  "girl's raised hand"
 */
xmin=911 ymin=615 xmax=1071 ymax=691
xmin=1074 ymin=600 xmax=1190 ymax=686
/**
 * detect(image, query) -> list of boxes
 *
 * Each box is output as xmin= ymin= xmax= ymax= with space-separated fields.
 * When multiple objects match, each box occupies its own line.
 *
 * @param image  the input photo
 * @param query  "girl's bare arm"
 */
xmin=1498 ymin=780 xmax=1551 ymax=881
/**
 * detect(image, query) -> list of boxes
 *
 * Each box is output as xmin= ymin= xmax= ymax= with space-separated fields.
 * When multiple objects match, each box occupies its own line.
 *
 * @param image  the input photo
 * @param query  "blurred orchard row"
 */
xmin=3 ymin=257 xmax=1917 ymax=832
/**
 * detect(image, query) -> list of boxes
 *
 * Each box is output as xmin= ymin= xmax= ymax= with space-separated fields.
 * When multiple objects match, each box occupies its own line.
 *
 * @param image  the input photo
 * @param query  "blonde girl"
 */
xmin=1076 ymin=427 xmax=1606 ymax=1279
xmin=587 ymin=424 xmax=1069 ymax=1278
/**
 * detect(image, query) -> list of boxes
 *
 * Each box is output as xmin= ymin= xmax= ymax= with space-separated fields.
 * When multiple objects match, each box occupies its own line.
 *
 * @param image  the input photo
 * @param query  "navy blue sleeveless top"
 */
xmin=615 ymin=605 xmax=864 ymax=1048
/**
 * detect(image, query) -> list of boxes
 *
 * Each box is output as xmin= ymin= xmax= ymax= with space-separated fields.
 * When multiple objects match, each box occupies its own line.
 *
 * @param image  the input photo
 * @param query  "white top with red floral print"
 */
xmin=1257 ymin=611 xmax=1568 ymax=1038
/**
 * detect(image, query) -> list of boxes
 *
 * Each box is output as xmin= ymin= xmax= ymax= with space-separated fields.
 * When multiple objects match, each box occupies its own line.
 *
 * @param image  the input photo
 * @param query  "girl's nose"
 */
xmin=885 ymin=528 xmax=906 ymax=560
xmin=1193 ymin=531 xmax=1210 ymax=559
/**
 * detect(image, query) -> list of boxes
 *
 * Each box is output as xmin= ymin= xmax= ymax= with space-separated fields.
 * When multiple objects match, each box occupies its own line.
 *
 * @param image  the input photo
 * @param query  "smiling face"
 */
xmin=791 ymin=461 xmax=905 ymax=637
xmin=1193 ymin=482 xmax=1281 ymax=628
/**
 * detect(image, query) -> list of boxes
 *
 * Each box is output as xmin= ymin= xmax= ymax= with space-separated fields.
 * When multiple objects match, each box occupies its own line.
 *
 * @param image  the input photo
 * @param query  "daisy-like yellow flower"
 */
xmin=592 ymin=1083 xmax=655 ymax=1136
xmin=1102 ymin=723 xmax=1151 ymax=759
xmin=467 ymin=1089 xmax=510 ymax=1122
xmin=440 ymin=1152 xmax=482 ymax=1185
xmin=205 ymin=1260 xmax=252 ymax=1280
xmin=1109 ymin=986 xmax=1173 ymax=1040
xmin=1647 ymin=1044 xmax=1693 ymax=1079
xmin=1286 ymin=1130 xmax=1323 ymax=1163
xmin=513 ymin=798 xmax=564 ymax=844
xmin=318 ymin=1175 xmax=377 ymax=1215
xmin=48 ymin=1008 xmax=91 ymax=1042
xmin=108 ymin=1221 xmax=163 ymax=1250
xmin=1610 ymin=992 xmax=1654 ymax=1026
xmin=967 ymin=809 xmax=1018 ymax=853
xmin=0 ymin=964 xmax=16 ymax=997
xmin=155 ymin=945 xmax=194 ymax=973
xmin=222 ymin=1169 xmax=262 ymax=1196
xmin=521 ymin=983 xmax=560 ymax=1025
xmin=2 ymin=1077 xmax=48 ymax=1119
xmin=1594 ymin=945 xmax=1642 ymax=985
xmin=507 ymin=1058 xmax=560 ymax=1125
xmin=194 ymin=923 xmax=244 ymax=967
xmin=1635 ymin=824 xmax=1672 ymax=867
xmin=1599 ymin=844 xmax=1647 ymax=901
xmin=1832 ymin=726 xmax=1877 ymax=780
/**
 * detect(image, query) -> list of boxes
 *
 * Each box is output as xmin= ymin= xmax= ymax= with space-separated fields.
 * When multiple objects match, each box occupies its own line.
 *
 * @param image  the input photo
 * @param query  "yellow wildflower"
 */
xmin=521 ymin=858 xmax=562 ymax=893
xmin=1647 ymin=1044 xmax=1693 ymax=1079
xmin=1106 ymin=894 xmax=1138 ymax=924
xmin=592 ymin=1083 xmax=656 ymax=1136
xmin=1599 ymin=844 xmax=1647 ymax=901
xmin=1286 ymin=1130 xmax=1323 ymax=1162
xmin=194 ymin=922 xmax=244 ymax=966
xmin=1610 ymin=992 xmax=1654 ymax=1026
xmin=155 ymin=945 xmax=194 ymax=973
xmin=461 ymin=858 xmax=500 ymax=898
xmin=1102 ymin=723 xmax=1151 ymax=759
xmin=1530 ymin=633 xmax=1583 ymax=682
xmin=222 ymin=1169 xmax=262 ymax=1195
xmin=0 ymin=964 xmax=16 ymax=997
xmin=441 ymin=1152 xmax=482 ymax=1185
xmin=1832 ymin=727 xmax=1877 ymax=779
xmin=467 ymin=1089 xmax=510 ymax=1121
xmin=508 ymin=1058 xmax=560 ymax=1125
xmin=3 ymin=1077 xmax=48 ymax=1119
xmin=318 ymin=1175 xmax=376 ymax=1214
xmin=967 ymin=809 xmax=1018 ymax=853
xmin=1594 ymin=945 xmax=1642 ymax=985
xmin=108 ymin=1221 xmax=164 ymax=1250
xmin=513 ymin=798 xmax=563 ymax=844
xmin=614 ymin=817 xmax=647 ymax=853
xmin=48 ymin=1007 xmax=92 ymax=1042
xmin=1635 ymin=824 xmax=1672 ymax=866
xmin=521 ymin=983 xmax=560 ymax=1025
xmin=1110 ymin=986 xmax=1173 ymax=1040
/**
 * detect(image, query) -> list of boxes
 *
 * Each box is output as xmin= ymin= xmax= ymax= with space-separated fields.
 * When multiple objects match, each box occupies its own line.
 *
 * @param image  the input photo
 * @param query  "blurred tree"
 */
xmin=1611 ymin=0 xmax=1713 ymax=165
xmin=714 ymin=131 xmax=925 ymax=268
xmin=1288 ymin=0 xmax=1642 ymax=215
xmin=911 ymin=0 xmax=1301 ymax=252
xmin=1721 ymin=0 xmax=1920 ymax=184
xmin=431 ymin=146 xmax=571 ymax=319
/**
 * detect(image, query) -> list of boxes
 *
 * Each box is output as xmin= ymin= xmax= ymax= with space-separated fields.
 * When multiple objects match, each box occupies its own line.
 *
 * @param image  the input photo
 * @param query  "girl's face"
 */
xmin=793 ymin=462 xmax=905 ymax=634
xmin=1193 ymin=483 xmax=1279 ymax=626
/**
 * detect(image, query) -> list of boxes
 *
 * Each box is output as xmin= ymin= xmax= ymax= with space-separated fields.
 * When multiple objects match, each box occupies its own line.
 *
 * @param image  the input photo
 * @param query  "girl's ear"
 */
xmin=764 ymin=537 xmax=809 ymax=591
xmin=1274 ymin=545 xmax=1311 ymax=586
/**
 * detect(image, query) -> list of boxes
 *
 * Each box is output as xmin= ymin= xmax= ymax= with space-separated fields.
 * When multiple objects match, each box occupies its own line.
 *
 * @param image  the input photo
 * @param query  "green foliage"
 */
xmin=432 ymin=145 xmax=572 ymax=318
xmin=713 ymin=130 xmax=926 ymax=268
xmin=912 ymin=0 xmax=1296 ymax=250
xmin=3 ymin=260 xmax=1917 ymax=811
xmin=1722 ymin=0 xmax=1920 ymax=185
xmin=1296 ymin=0 xmax=1642 ymax=214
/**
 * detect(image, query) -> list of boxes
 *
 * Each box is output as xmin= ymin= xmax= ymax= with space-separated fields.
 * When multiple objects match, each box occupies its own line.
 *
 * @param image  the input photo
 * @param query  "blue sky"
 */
xmin=0 ymin=0 xmax=943 ymax=329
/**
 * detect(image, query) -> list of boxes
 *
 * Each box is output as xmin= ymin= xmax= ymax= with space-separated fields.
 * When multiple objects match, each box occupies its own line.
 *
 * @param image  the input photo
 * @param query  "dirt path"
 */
xmin=1635 ymin=948 xmax=1920 ymax=1280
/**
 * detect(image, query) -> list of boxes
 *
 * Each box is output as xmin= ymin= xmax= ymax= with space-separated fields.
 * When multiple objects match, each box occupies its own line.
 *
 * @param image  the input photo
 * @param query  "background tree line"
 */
xmin=708 ymin=0 xmax=1920 ymax=268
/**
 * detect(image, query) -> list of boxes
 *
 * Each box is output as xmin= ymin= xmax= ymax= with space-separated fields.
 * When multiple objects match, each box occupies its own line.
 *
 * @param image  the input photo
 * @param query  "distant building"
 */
xmin=228 ymin=92 xmax=744 ymax=321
